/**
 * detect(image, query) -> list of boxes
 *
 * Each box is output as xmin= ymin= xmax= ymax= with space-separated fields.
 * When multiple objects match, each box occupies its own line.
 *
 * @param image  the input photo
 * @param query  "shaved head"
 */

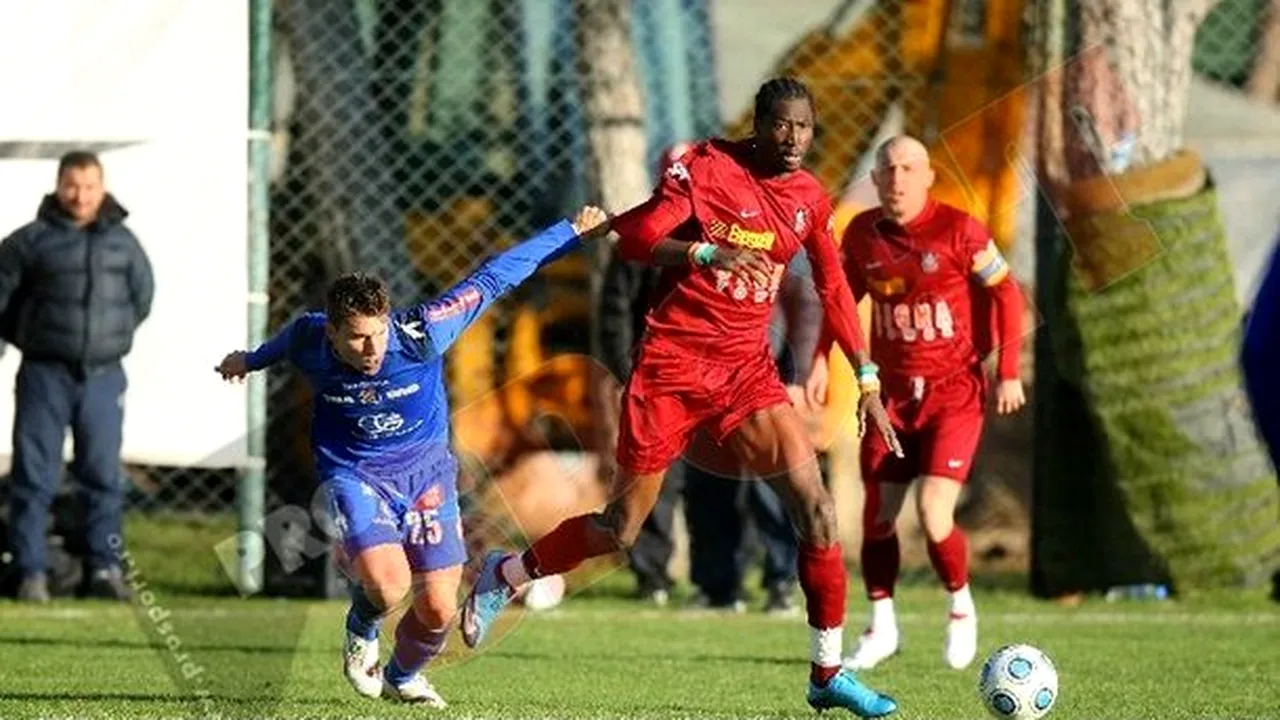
xmin=871 ymin=135 xmax=935 ymax=222
xmin=875 ymin=136 xmax=930 ymax=170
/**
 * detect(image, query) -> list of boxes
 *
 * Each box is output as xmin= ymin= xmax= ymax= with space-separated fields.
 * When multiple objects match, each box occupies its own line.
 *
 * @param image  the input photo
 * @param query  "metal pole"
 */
xmin=239 ymin=0 xmax=272 ymax=595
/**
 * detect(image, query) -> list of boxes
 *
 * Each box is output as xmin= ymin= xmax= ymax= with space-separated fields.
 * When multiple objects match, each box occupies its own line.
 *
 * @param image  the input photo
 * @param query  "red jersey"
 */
xmin=611 ymin=138 xmax=867 ymax=362
xmin=824 ymin=199 xmax=1023 ymax=381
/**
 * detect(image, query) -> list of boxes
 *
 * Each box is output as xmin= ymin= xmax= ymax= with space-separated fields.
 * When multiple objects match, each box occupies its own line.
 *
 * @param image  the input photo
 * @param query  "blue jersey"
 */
xmin=245 ymin=219 xmax=580 ymax=482
xmin=1242 ymin=237 xmax=1280 ymax=471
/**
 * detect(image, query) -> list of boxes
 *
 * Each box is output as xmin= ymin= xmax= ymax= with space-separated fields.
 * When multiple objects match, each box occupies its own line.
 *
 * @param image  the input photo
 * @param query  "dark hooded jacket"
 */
xmin=0 ymin=193 xmax=154 ymax=367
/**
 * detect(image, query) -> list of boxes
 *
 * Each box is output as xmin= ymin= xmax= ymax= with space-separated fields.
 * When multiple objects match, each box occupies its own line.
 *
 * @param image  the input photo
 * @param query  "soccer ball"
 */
xmin=977 ymin=644 xmax=1059 ymax=719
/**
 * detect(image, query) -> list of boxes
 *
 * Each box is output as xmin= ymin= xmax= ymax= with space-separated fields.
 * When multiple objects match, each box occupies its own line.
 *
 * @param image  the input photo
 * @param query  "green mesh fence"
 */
xmin=1194 ymin=0 xmax=1268 ymax=87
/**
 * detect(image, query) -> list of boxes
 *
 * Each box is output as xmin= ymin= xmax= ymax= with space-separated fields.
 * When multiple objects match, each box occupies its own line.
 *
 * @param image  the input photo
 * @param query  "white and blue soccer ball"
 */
xmin=977 ymin=644 xmax=1059 ymax=720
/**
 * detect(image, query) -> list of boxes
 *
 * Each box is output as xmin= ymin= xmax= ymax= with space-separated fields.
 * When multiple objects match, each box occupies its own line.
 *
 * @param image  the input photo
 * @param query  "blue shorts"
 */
xmin=323 ymin=458 xmax=466 ymax=573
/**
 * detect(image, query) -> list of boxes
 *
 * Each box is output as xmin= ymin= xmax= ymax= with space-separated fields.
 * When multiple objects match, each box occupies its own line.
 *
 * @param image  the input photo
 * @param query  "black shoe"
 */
xmin=82 ymin=567 xmax=133 ymax=601
xmin=764 ymin=581 xmax=799 ymax=616
xmin=17 ymin=572 xmax=51 ymax=603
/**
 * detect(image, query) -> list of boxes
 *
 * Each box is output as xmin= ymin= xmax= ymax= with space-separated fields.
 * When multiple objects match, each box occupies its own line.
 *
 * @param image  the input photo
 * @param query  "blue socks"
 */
xmin=345 ymin=586 xmax=383 ymax=640
xmin=384 ymin=609 xmax=449 ymax=685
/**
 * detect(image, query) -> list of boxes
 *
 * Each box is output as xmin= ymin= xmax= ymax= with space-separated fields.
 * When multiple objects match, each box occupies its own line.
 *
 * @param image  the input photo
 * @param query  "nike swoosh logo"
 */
xmin=739 ymin=209 xmax=760 ymax=219
xmin=462 ymin=604 xmax=478 ymax=638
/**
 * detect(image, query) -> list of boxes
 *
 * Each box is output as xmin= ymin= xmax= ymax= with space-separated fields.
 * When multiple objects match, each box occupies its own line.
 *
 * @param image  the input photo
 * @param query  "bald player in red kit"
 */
xmin=807 ymin=136 xmax=1026 ymax=672
xmin=462 ymin=78 xmax=902 ymax=718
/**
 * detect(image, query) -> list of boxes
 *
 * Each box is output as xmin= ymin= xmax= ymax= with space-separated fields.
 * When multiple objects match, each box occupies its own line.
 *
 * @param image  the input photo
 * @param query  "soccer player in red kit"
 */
xmin=461 ymin=78 xmax=902 ymax=718
xmin=806 ymin=136 xmax=1026 ymax=671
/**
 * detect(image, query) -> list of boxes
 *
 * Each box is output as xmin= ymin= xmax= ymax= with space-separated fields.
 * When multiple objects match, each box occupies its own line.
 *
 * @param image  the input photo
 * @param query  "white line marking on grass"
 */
xmin=8 ymin=603 xmax=1277 ymax=628
xmin=530 ymin=607 xmax=1280 ymax=626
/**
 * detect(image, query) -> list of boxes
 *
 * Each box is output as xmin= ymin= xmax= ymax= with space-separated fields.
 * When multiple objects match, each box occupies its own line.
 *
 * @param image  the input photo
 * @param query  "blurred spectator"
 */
xmin=0 ymin=151 xmax=154 ymax=602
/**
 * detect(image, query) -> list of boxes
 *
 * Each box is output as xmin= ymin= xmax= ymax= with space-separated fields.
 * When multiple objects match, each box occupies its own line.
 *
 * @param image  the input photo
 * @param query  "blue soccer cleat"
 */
xmin=807 ymin=668 xmax=899 ymax=718
xmin=461 ymin=550 xmax=516 ymax=649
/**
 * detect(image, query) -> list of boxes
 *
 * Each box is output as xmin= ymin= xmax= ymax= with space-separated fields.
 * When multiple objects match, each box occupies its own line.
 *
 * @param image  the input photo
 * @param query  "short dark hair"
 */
xmin=57 ymin=150 xmax=102 ymax=179
xmin=326 ymin=272 xmax=391 ymax=323
xmin=753 ymin=77 xmax=814 ymax=126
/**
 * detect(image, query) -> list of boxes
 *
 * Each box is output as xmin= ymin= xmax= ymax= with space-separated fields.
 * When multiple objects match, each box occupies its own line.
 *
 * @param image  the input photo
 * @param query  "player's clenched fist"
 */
xmin=710 ymin=246 xmax=775 ymax=289
xmin=215 ymin=350 xmax=249 ymax=382
xmin=572 ymin=205 xmax=610 ymax=238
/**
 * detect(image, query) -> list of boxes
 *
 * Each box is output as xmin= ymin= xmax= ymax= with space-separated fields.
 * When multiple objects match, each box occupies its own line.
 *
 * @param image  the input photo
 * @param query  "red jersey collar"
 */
xmin=874 ymin=197 xmax=935 ymax=240
xmin=902 ymin=197 xmax=938 ymax=232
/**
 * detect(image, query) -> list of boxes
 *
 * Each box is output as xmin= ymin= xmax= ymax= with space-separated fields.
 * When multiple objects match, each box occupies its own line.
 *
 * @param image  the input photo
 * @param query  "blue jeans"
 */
xmin=9 ymin=359 xmax=127 ymax=576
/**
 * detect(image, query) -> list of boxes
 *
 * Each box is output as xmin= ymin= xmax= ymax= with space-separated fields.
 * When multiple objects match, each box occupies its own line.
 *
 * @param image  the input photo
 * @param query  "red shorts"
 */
xmin=861 ymin=370 xmax=986 ymax=485
xmin=616 ymin=340 xmax=789 ymax=474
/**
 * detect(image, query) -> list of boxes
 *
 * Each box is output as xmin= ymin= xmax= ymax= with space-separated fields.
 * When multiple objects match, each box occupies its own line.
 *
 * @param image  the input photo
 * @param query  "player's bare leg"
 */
xmin=344 ymin=544 xmax=412 ymax=698
xmin=729 ymin=403 xmax=897 ymax=718
xmin=461 ymin=470 xmax=667 ymax=648
xmin=916 ymin=475 xmax=975 ymax=669
xmin=382 ymin=565 xmax=461 ymax=705
xmin=846 ymin=481 xmax=910 ymax=670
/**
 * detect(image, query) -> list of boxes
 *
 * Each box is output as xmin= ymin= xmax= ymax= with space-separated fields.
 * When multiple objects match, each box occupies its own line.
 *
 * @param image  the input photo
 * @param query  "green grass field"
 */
xmin=1 ymin=516 xmax=1277 ymax=719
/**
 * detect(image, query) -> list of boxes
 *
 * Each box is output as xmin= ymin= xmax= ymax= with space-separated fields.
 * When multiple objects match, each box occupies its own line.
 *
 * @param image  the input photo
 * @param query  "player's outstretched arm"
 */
xmin=612 ymin=192 xmax=773 ymax=287
xmin=215 ymin=317 xmax=301 ymax=382
xmin=414 ymin=206 xmax=607 ymax=355
xmin=612 ymin=184 xmax=695 ymax=266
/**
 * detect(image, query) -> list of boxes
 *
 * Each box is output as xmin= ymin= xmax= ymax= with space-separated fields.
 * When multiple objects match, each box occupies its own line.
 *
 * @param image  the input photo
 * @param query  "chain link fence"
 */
xmin=260 ymin=0 xmax=729 ymax=574
xmin=110 ymin=0 xmax=1271 ymax=591
xmin=1194 ymin=0 xmax=1272 ymax=88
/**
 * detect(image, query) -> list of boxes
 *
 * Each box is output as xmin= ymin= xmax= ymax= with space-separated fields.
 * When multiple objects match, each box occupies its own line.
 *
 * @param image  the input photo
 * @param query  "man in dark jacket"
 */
xmin=0 ymin=151 xmax=154 ymax=602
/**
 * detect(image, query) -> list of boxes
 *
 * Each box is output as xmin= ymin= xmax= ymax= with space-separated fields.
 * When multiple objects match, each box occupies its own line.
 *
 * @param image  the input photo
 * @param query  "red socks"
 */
xmin=522 ymin=514 xmax=621 ymax=578
xmin=798 ymin=543 xmax=846 ymax=686
xmin=799 ymin=542 xmax=847 ymax=628
xmin=926 ymin=527 xmax=969 ymax=592
xmin=861 ymin=533 xmax=901 ymax=600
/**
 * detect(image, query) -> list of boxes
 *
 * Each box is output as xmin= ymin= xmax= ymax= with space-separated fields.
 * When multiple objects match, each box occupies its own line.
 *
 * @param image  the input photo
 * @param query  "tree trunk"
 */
xmin=1034 ymin=0 xmax=1280 ymax=594
xmin=1247 ymin=0 xmax=1280 ymax=102
xmin=575 ymin=0 xmax=648 ymax=482
xmin=576 ymin=0 xmax=649 ymax=239
xmin=1063 ymin=0 xmax=1219 ymax=181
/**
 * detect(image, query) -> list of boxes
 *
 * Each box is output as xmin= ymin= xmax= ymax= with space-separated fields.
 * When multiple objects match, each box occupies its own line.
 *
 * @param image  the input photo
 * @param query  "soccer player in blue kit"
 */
xmin=214 ymin=205 xmax=608 ymax=705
